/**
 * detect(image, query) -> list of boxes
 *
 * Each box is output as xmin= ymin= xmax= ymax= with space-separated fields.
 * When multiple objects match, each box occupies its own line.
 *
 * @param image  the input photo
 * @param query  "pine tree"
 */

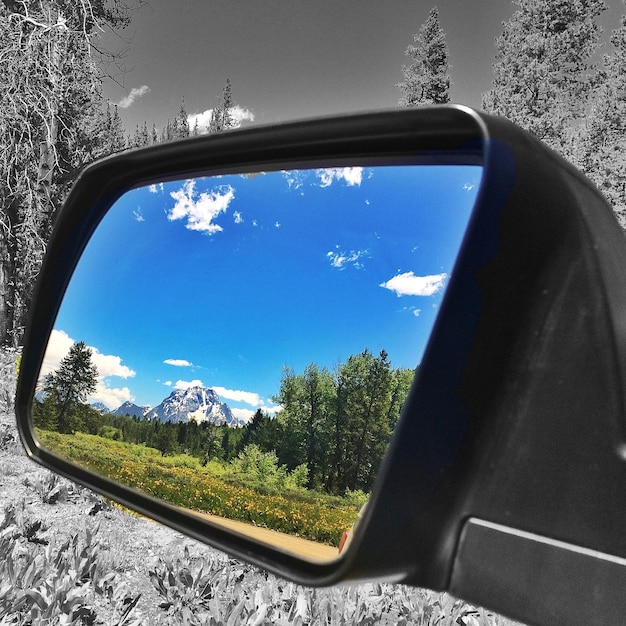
xmin=398 ymin=7 xmax=450 ymax=106
xmin=43 ymin=341 xmax=98 ymax=433
xmin=482 ymin=0 xmax=606 ymax=160
xmin=221 ymin=78 xmax=234 ymax=130
xmin=580 ymin=2 xmax=626 ymax=227
xmin=173 ymin=98 xmax=190 ymax=139
xmin=208 ymin=78 xmax=236 ymax=133
xmin=0 ymin=0 xmax=136 ymax=346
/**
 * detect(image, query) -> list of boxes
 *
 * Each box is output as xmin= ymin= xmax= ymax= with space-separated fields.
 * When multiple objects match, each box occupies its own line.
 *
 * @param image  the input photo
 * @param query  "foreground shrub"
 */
xmin=0 ymin=504 xmax=141 ymax=625
xmin=37 ymin=430 xmax=357 ymax=545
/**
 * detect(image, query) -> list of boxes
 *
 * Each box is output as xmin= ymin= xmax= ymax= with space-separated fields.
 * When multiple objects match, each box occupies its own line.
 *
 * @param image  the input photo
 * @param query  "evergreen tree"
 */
xmin=398 ymin=7 xmax=450 ymax=106
xmin=0 ymin=1 xmax=136 ymax=346
xmin=173 ymin=98 xmax=190 ymax=139
xmin=482 ymin=0 xmax=606 ymax=160
xmin=580 ymin=2 xmax=626 ymax=227
xmin=42 ymin=341 xmax=98 ymax=433
xmin=274 ymin=350 xmax=413 ymax=494
xmin=208 ymin=78 xmax=236 ymax=133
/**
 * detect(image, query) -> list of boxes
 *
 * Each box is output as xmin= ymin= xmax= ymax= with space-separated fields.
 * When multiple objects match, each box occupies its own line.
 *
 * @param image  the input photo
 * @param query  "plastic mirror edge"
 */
xmin=401 ymin=114 xmax=626 ymax=624
xmin=344 ymin=111 xmax=626 ymax=596
xmin=15 ymin=105 xmax=490 ymax=587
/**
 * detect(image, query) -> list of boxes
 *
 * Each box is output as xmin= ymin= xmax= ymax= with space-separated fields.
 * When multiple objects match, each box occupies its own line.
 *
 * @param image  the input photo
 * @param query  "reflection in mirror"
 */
xmin=33 ymin=164 xmax=481 ymax=561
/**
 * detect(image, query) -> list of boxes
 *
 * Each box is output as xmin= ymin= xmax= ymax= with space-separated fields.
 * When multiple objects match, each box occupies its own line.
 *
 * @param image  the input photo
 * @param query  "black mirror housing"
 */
xmin=15 ymin=106 xmax=626 ymax=626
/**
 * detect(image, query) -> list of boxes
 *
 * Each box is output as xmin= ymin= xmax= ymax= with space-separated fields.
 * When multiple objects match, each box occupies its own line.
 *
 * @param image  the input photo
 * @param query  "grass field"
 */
xmin=37 ymin=429 xmax=359 ymax=546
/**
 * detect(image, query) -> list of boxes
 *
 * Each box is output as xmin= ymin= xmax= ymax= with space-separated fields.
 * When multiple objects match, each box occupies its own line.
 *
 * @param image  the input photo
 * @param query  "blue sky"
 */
xmin=42 ymin=164 xmax=481 ymax=420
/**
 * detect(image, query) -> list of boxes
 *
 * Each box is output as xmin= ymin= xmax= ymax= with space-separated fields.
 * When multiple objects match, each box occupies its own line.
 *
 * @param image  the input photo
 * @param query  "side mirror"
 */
xmin=15 ymin=106 xmax=626 ymax=626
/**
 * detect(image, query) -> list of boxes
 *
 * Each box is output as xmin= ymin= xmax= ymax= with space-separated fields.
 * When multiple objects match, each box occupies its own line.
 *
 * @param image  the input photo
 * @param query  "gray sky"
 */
xmin=103 ymin=1 xmax=626 ymax=133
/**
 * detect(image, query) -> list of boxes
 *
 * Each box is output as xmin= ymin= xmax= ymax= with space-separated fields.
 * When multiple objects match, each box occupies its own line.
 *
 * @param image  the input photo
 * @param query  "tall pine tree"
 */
xmin=208 ymin=78 xmax=236 ymax=133
xmin=0 ymin=1 xmax=136 ymax=346
xmin=482 ymin=0 xmax=606 ymax=161
xmin=397 ymin=7 xmax=450 ymax=106
xmin=42 ymin=341 xmax=98 ymax=433
xmin=579 ymin=2 xmax=626 ymax=227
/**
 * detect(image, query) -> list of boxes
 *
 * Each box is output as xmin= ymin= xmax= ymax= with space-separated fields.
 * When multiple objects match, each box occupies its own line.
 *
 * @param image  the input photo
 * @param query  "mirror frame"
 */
xmin=17 ymin=105 xmax=626 ymax=626
xmin=16 ymin=105 xmax=487 ymax=584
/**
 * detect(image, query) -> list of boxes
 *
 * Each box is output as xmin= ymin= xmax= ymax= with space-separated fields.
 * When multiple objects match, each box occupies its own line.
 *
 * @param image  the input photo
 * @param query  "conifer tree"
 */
xmin=173 ymin=98 xmax=190 ymax=139
xmin=208 ymin=78 xmax=236 ymax=133
xmin=482 ymin=0 xmax=606 ymax=160
xmin=43 ymin=341 xmax=98 ymax=433
xmin=0 ymin=0 xmax=138 ymax=346
xmin=398 ymin=7 xmax=450 ymax=106
xmin=580 ymin=3 xmax=626 ymax=227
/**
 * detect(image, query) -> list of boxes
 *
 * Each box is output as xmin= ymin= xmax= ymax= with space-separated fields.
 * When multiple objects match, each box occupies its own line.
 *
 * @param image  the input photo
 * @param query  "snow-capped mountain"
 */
xmin=112 ymin=401 xmax=149 ymax=419
xmin=90 ymin=402 xmax=110 ymax=414
xmin=143 ymin=386 xmax=243 ymax=427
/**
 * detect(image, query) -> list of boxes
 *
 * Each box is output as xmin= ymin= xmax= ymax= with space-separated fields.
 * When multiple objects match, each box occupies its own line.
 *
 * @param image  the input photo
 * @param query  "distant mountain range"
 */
xmin=103 ymin=385 xmax=245 ymax=427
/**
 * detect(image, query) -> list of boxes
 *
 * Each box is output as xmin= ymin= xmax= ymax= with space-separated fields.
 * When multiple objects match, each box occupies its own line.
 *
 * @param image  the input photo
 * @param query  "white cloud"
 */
xmin=40 ymin=330 xmax=74 ymax=378
xmin=116 ymin=85 xmax=150 ymax=109
xmin=283 ymin=170 xmax=306 ymax=190
xmin=149 ymin=183 xmax=164 ymax=194
xmin=187 ymin=105 xmax=255 ymax=133
xmin=233 ymin=211 xmax=243 ymax=224
xmin=174 ymin=379 xmax=204 ymax=390
xmin=91 ymin=385 xmax=133 ymax=410
xmin=168 ymin=180 xmax=235 ymax=234
xmin=92 ymin=352 xmax=135 ymax=379
xmin=41 ymin=330 xmax=135 ymax=379
xmin=212 ymin=386 xmax=263 ymax=407
xmin=316 ymin=167 xmax=363 ymax=188
xmin=230 ymin=105 xmax=256 ymax=126
xmin=133 ymin=209 xmax=144 ymax=222
xmin=231 ymin=407 xmax=256 ymax=423
xmin=40 ymin=330 xmax=136 ymax=410
xmin=413 ymin=308 xmax=422 ymax=317
xmin=463 ymin=182 xmax=476 ymax=192
xmin=164 ymin=359 xmax=193 ymax=367
xmin=326 ymin=248 xmax=369 ymax=270
xmin=164 ymin=381 xmax=172 ymax=387
xmin=380 ymin=271 xmax=448 ymax=297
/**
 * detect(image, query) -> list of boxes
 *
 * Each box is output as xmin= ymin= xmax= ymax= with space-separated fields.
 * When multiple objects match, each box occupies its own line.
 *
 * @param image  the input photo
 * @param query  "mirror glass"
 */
xmin=33 ymin=163 xmax=481 ymax=561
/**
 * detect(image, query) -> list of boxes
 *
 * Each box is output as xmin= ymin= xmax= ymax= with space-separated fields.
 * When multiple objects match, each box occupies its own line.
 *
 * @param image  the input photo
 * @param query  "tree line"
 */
xmin=4 ymin=0 xmax=626 ymax=351
xmin=34 ymin=342 xmax=414 ymax=496
xmin=398 ymin=2 xmax=626 ymax=227
xmin=0 ymin=1 xmax=237 ymax=347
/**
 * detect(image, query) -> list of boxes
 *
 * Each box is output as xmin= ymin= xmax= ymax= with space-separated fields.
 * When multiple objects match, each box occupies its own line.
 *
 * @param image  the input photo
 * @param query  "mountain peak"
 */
xmin=144 ymin=385 xmax=243 ymax=427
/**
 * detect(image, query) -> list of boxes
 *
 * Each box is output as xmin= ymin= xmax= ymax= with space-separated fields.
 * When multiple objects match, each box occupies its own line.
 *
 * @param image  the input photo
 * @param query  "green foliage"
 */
xmin=38 ymin=430 xmax=358 ymax=545
xmin=274 ymin=349 xmax=413 ymax=495
xmin=98 ymin=425 xmax=123 ymax=440
xmin=285 ymin=463 xmax=309 ymax=490
xmin=40 ymin=341 xmax=98 ymax=434
xmin=344 ymin=488 xmax=369 ymax=509
xmin=42 ymin=347 xmax=411 ymax=502
xmin=398 ymin=7 xmax=451 ymax=106
xmin=231 ymin=444 xmax=285 ymax=487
